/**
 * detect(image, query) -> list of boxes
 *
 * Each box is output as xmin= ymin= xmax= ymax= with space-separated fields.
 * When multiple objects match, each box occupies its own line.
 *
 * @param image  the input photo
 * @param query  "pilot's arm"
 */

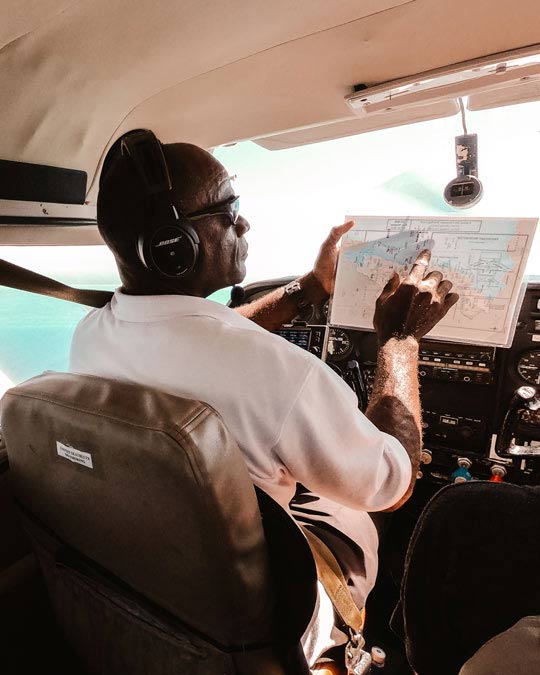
xmin=267 ymin=249 xmax=458 ymax=512
xmin=239 ymin=229 xmax=458 ymax=510
xmin=366 ymin=250 xmax=458 ymax=508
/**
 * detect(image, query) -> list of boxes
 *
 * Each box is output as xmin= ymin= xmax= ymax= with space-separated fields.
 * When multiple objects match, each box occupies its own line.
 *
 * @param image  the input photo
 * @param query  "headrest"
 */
xmin=397 ymin=481 xmax=540 ymax=675
xmin=1 ymin=371 xmax=278 ymax=648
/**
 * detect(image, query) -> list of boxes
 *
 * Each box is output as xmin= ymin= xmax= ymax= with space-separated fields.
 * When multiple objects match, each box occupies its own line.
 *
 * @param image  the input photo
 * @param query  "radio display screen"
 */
xmin=273 ymin=326 xmax=327 ymax=358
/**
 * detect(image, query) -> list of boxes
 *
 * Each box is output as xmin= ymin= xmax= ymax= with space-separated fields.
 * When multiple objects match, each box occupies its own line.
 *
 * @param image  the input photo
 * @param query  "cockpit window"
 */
xmin=0 ymin=246 xmax=117 ymax=389
xmin=214 ymin=100 xmax=540 ymax=281
xmin=2 ymin=100 xmax=540 ymax=392
xmin=0 ymin=246 xmax=229 ymax=389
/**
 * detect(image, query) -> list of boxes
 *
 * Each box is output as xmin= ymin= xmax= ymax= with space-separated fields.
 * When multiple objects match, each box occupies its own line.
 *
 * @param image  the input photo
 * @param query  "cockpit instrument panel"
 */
xmin=245 ymin=277 xmax=540 ymax=486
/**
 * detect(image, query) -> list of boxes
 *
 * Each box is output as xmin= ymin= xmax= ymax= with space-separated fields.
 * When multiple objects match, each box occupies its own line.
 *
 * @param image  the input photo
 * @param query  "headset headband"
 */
xmin=120 ymin=130 xmax=172 ymax=195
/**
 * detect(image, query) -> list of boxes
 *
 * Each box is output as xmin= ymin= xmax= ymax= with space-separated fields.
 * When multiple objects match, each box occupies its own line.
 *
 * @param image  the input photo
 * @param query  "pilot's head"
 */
xmin=97 ymin=130 xmax=250 ymax=297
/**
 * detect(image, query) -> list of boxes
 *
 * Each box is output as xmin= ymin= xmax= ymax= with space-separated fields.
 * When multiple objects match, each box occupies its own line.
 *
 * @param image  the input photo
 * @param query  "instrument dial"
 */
xmin=327 ymin=328 xmax=353 ymax=360
xmin=517 ymin=350 xmax=540 ymax=384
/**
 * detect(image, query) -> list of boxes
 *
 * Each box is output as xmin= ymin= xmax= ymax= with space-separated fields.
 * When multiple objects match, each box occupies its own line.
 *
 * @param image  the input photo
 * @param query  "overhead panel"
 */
xmin=2 ymin=0 xmax=540 ymax=202
xmin=346 ymin=49 xmax=540 ymax=115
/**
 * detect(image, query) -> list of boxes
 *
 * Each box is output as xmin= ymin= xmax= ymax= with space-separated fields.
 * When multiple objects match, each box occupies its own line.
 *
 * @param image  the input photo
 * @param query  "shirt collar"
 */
xmin=109 ymin=289 xmax=253 ymax=328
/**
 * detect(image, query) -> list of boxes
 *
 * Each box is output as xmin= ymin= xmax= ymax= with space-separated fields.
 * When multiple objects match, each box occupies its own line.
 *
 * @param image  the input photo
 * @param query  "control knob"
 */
xmin=451 ymin=457 xmax=473 ymax=483
xmin=489 ymin=465 xmax=507 ymax=483
xmin=420 ymin=449 xmax=433 ymax=465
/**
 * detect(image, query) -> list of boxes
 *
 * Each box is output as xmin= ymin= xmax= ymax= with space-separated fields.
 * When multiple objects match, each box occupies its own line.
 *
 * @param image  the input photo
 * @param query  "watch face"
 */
xmin=284 ymin=280 xmax=312 ymax=317
xmin=285 ymin=280 xmax=301 ymax=295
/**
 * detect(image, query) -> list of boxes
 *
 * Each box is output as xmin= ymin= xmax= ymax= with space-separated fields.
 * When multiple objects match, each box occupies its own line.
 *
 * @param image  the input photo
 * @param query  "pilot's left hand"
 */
xmin=313 ymin=220 xmax=355 ymax=294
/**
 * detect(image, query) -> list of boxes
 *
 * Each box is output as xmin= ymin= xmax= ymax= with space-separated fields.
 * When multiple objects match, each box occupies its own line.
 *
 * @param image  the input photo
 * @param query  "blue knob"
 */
xmin=451 ymin=466 xmax=472 ymax=483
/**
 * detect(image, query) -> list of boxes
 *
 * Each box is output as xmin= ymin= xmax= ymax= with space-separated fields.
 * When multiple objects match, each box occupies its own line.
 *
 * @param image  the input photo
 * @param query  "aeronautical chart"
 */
xmin=330 ymin=216 xmax=538 ymax=347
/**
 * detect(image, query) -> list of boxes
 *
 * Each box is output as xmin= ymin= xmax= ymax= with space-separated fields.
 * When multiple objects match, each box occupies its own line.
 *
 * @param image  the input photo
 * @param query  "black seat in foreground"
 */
xmin=1 ymin=372 xmax=317 ymax=675
xmin=393 ymin=481 xmax=540 ymax=675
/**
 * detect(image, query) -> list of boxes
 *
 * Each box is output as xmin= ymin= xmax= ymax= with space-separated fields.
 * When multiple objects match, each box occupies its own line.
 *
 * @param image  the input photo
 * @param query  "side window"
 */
xmin=0 ymin=246 xmax=232 ymax=395
xmin=1 ymin=288 xmax=90 ymax=387
xmin=0 ymin=246 xmax=118 ymax=393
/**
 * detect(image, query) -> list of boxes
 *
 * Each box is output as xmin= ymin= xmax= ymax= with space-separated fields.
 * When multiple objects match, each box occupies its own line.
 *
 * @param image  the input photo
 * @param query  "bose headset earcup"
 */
xmin=120 ymin=129 xmax=200 ymax=278
xmin=137 ymin=221 xmax=200 ymax=278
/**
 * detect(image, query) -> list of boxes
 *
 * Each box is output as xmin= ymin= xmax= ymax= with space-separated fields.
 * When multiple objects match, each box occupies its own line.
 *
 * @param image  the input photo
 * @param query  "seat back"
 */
xmin=396 ymin=481 xmax=540 ymax=675
xmin=1 ymin=372 xmax=315 ymax=674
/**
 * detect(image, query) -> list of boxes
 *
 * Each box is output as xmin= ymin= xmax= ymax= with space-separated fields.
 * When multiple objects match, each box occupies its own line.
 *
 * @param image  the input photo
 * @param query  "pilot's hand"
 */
xmin=313 ymin=220 xmax=355 ymax=294
xmin=373 ymin=249 xmax=459 ymax=344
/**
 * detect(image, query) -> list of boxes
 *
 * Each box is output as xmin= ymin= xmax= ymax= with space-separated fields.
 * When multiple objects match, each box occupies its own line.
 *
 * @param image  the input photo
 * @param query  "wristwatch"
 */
xmin=283 ymin=279 xmax=310 ymax=311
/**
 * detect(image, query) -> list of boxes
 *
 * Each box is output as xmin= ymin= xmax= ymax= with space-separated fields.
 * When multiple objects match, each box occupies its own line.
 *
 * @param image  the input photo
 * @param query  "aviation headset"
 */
xmin=119 ymin=129 xmax=200 ymax=278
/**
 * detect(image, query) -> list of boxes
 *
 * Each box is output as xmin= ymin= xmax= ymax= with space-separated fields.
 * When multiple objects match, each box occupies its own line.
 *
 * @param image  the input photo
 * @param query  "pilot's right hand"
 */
xmin=373 ymin=249 xmax=459 ymax=345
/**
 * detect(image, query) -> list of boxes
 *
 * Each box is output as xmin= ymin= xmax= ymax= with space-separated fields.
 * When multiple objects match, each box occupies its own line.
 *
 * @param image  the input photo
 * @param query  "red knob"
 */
xmin=489 ymin=475 xmax=503 ymax=483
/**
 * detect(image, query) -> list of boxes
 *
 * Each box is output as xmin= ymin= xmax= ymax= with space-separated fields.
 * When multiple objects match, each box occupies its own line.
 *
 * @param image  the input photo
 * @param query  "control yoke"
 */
xmin=496 ymin=386 xmax=540 ymax=458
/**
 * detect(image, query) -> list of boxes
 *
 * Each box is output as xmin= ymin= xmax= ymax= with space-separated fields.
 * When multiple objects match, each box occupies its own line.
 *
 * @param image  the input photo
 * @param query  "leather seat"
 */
xmin=392 ymin=481 xmax=540 ymax=675
xmin=1 ymin=371 xmax=317 ymax=675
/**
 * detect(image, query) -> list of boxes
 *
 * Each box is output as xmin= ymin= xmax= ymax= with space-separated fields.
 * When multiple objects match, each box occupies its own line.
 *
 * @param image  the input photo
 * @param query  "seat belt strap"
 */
xmin=302 ymin=527 xmax=365 ymax=634
xmin=0 ymin=258 xmax=113 ymax=308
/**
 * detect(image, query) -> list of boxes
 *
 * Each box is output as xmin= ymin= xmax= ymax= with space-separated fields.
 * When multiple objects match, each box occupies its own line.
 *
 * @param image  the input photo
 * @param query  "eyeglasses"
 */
xmin=186 ymin=195 xmax=240 ymax=226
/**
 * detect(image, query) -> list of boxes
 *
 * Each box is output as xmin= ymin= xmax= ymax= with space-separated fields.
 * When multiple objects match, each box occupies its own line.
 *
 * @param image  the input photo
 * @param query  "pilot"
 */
xmin=69 ymin=130 xmax=458 ymax=668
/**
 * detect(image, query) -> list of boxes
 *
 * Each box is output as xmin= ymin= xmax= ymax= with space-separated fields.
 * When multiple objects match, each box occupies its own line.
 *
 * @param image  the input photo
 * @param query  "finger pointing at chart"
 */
xmin=407 ymin=249 xmax=432 ymax=283
xmin=374 ymin=248 xmax=459 ymax=344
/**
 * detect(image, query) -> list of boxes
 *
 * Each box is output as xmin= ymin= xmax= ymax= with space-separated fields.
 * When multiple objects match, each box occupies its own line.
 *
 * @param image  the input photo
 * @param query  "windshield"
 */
xmin=214 ymin=100 xmax=540 ymax=281
xmin=2 ymin=100 xmax=540 ymax=391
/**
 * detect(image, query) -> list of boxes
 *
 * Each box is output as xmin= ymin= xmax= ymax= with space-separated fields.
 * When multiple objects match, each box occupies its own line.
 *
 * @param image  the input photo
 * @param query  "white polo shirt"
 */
xmin=69 ymin=291 xmax=411 ymax=664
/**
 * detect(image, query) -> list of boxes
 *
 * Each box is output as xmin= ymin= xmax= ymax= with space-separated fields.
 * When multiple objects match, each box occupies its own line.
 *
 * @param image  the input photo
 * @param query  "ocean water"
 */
xmin=0 ymin=286 xmax=231 ymax=385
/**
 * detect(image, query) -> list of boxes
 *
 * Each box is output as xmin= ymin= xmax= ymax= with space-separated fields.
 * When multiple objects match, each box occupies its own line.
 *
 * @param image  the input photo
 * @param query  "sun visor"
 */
xmin=467 ymin=78 xmax=540 ymax=110
xmin=0 ymin=159 xmax=87 ymax=205
xmin=253 ymin=100 xmax=459 ymax=150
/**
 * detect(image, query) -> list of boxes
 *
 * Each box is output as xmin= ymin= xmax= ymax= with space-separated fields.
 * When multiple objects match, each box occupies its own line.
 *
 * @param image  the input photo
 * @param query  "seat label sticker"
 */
xmin=56 ymin=441 xmax=93 ymax=469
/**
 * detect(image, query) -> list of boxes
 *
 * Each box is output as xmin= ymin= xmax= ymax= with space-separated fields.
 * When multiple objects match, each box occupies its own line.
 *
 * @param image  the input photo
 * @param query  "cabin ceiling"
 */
xmin=1 ymin=0 xmax=540 ymax=203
